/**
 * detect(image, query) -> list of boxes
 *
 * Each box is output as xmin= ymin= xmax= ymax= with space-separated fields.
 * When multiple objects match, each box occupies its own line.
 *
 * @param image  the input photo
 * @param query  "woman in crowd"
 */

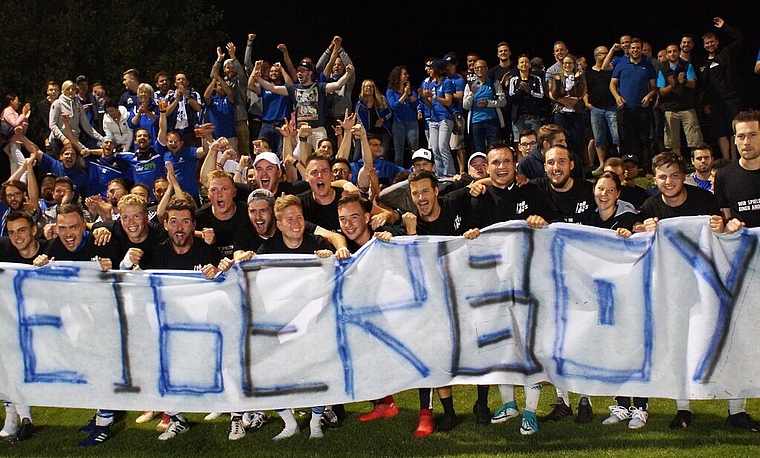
xmin=1 ymin=94 xmax=31 ymax=175
xmin=386 ymin=66 xmax=419 ymax=167
xmin=129 ymin=83 xmax=160 ymax=141
xmin=355 ymin=79 xmax=392 ymax=158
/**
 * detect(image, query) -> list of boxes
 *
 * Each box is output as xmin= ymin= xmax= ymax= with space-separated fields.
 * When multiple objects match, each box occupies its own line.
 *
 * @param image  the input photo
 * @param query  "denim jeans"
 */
xmin=589 ymin=107 xmax=619 ymax=147
xmin=258 ymin=122 xmax=283 ymax=157
xmin=392 ymin=120 xmax=419 ymax=166
xmin=471 ymin=120 xmax=501 ymax=154
xmin=429 ymin=118 xmax=455 ymax=176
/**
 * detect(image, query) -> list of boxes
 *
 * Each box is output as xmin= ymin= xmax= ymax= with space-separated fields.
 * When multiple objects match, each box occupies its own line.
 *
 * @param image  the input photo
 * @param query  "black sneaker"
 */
xmin=669 ymin=410 xmax=692 ymax=429
xmin=321 ymin=409 xmax=342 ymax=429
xmin=542 ymin=397 xmax=572 ymax=423
xmin=727 ymin=412 xmax=760 ymax=432
xmin=438 ymin=414 xmax=457 ymax=432
xmin=574 ymin=397 xmax=593 ymax=423
xmin=472 ymin=402 xmax=491 ymax=425
xmin=17 ymin=418 xmax=33 ymax=441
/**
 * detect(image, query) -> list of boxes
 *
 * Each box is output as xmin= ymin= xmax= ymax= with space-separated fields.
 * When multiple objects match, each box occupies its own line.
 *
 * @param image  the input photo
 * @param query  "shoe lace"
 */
xmin=630 ymin=407 xmax=647 ymax=422
xmin=608 ymin=405 xmax=630 ymax=420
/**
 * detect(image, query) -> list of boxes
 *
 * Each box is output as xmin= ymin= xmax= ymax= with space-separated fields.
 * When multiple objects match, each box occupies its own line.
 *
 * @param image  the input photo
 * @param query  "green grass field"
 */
xmin=3 ymin=388 xmax=759 ymax=457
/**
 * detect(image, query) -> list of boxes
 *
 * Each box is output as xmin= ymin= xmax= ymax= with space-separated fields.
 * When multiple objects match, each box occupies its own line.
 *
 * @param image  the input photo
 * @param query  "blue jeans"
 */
xmin=392 ymin=120 xmax=419 ymax=166
xmin=429 ymin=119 xmax=455 ymax=176
xmin=589 ymin=107 xmax=619 ymax=147
xmin=471 ymin=120 xmax=501 ymax=154
xmin=258 ymin=122 xmax=282 ymax=157
xmin=512 ymin=117 xmax=542 ymax=143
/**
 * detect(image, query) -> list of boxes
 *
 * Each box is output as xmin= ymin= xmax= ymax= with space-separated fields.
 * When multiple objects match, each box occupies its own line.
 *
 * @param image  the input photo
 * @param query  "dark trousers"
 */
xmin=617 ymin=107 xmax=653 ymax=166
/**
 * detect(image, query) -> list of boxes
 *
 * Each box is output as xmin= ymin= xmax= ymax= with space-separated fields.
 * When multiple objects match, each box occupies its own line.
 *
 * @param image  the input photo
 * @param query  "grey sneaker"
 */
xmin=157 ymin=417 xmax=189 ymax=441
xmin=628 ymin=407 xmax=648 ymax=429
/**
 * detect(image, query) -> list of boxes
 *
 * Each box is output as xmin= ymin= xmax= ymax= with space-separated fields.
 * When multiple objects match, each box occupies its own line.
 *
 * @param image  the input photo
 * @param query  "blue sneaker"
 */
xmin=78 ymin=426 xmax=111 ymax=446
xmin=520 ymin=411 xmax=539 ymax=435
xmin=491 ymin=401 xmax=519 ymax=424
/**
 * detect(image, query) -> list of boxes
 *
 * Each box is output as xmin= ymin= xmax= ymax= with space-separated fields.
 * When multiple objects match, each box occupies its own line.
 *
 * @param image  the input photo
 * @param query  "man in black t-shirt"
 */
xmin=403 ymin=170 xmax=469 ymax=237
xmin=636 ymin=152 xmax=723 ymax=229
xmin=195 ymin=170 xmax=256 ymax=259
xmin=531 ymin=146 xmax=596 ymax=225
xmin=255 ymin=195 xmax=333 ymax=441
xmin=715 ymin=110 xmax=760 ymax=231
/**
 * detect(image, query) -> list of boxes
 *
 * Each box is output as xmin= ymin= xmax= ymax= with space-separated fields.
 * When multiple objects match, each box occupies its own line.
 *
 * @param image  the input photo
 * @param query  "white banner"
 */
xmin=1 ymin=217 xmax=759 ymax=412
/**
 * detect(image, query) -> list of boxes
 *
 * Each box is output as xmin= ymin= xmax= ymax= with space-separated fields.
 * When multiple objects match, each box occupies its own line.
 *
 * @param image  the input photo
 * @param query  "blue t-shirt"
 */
xmin=115 ymin=145 xmax=166 ymax=191
xmin=159 ymin=143 xmax=200 ymax=198
xmin=261 ymin=89 xmax=292 ymax=122
xmin=39 ymin=153 xmax=88 ymax=202
xmin=207 ymin=95 xmax=236 ymax=139
xmin=471 ymin=81 xmax=499 ymax=124
xmin=387 ymin=88 xmax=418 ymax=123
xmin=86 ymin=155 xmax=129 ymax=198
xmin=429 ymin=78 xmax=455 ymax=122
xmin=448 ymin=73 xmax=466 ymax=115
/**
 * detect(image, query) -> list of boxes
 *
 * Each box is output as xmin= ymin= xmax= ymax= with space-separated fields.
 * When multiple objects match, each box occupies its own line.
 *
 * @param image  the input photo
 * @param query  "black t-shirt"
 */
xmin=235 ymin=222 xmax=319 ymax=253
xmin=468 ymin=183 xmax=560 ymax=229
xmin=620 ymin=185 xmax=651 ymax=210
xmin=257 ymin=231 xmax=332 ymax=255
xmin=532 ymin=177 xmax=597 ymax=224
xmin=714 ymin=162 xmax=760 ymax=228
xmin=640 ymin=185 xmax=720 ymax=220
xmin=234 ymin=181 xmax=310 ymax=200
xmin=195 ymin=201 xmax=257 ymax=258
xmin=298 ymin=186 xmax=343 ymax=232
xmin=94 ymin=219 xmax=168 ymax=267
xmin=45 ymin=233 xmax=121 ymax=263
xmin=0 ymin=238 xmax=49 ymax=264
xmin=585 ymin=67 xmax=616 ymax=109
xmin=415 ymin=189 xmax=471 ymax=236
xmin=144 ymin=237 xmax=223 ymax=271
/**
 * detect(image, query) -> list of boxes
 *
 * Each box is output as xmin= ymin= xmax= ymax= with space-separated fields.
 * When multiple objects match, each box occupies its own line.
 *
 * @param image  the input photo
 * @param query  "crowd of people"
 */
xmin=1 ymin=16 xmax=760 ymax=447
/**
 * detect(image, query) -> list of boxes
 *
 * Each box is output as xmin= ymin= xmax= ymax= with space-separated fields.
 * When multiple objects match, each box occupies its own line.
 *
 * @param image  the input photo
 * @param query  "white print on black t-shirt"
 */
xmin=737 ymin=198 xmax=760 ymax=212
xmin=516 ymin=201 xmax=528 ymax=214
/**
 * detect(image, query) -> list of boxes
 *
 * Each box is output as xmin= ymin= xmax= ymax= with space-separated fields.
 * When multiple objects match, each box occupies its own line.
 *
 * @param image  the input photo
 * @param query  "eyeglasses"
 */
xmin=519 ymin=141 xmax=538 ymax=148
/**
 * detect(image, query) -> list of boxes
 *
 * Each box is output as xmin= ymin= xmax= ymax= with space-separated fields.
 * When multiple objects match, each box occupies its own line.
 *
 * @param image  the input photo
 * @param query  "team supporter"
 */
xmin=203 ymin=64 xmax=237 ymax=150
xmin=586 ymin=172 xmax=639 ymax=233
xmin=715 ymin=110 xmax=760 ymax=229
xmin=400 ymin=170 xmax=475 ymax=437
xmin=637 ymin=152 xmax=721 ymax=223
xmin=1 ymin=159 xmax=39 ymax=235
xmin=248 ymin=61 xmax=293 ymax=155
xmin=128 ymin=83 xmax=160 ymax=141
xmin=517 ymin=124 xmax=567 ymax=180
xmin=113 ymin=128 xmax=166 ymax=194
xmin=81 ymin=135 xmax=130 ymax=199
xmin=165 ymin=72 xmax=203 ymax=140
xmin=531 ymin=145 xmax=597 ymax=224
xmin=195 ymin=169 xmax=257 ymax=258
xmin=298 ymin=153 xmax=395 ymax=232
xmin=156 ymin=110 xmax=208 ymax=201
xmin=386 ymin=66 xmax=419 ymax=166
xmin=254 ymin=195 xmax=335 ymax=440
xmin=0 ymin=211 xmax=45 ymax=442
xmin=350 ymin=125 xmax=403 ymax=190
xmin=684 ymin=144 xmax=714 ymax=192
xmin=585 ymin=45 xmax=618 ymax=175
xmin=420 ymin=59 xmax=457 ymax=176
xmin=465 ymin=141 xmax=558 ymax=436
xmin=618 ymin=155 xmax=651 ymax=210
xmin=508 ymin=55 xmax=545 ymax=142
xmin=463 ymin=59 xmax=506 ymax=155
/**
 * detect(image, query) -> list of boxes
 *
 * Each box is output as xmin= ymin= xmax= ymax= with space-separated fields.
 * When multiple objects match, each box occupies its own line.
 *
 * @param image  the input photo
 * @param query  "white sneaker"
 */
xmin=245 ymin=411 xmax=267 ymax=431
xmin=309 ymin=425 xmax=324 ymax=439
xmin=272 ymin=425 xmax=299 ymax=441
xmin=204 ymin=411 xmax=222 ymax=421
xmin=628 ymin=407 xmax=648 ymax=429
xmin=229 ymin=417 xmax=246 ymax=441
xmin=602 ymin=405 xmax=631 ymax=425
xmin=157 ymin=418 xmax=189 ymax=441
xmin=136 ymin=411 xmax=157 ymax=424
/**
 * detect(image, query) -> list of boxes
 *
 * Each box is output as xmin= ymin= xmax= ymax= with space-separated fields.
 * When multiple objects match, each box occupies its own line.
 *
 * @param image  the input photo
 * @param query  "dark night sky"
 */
xmin=212 ymin=1 xmax=759 ymax=104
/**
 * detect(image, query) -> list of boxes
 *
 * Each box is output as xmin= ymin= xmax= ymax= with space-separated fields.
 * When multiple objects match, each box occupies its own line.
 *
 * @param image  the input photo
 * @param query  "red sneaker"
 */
xmin=413 ymin=409 xmax=434 ymax=438
xmin=155 ymin=413 xmax=171 ymax=432
xmin=359 ymin=402 xmax=400 ymax=422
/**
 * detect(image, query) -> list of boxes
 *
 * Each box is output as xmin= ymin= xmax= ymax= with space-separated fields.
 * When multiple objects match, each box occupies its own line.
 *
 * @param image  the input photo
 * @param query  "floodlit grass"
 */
xmin=3 ymin=388 xmax=760 ymax=457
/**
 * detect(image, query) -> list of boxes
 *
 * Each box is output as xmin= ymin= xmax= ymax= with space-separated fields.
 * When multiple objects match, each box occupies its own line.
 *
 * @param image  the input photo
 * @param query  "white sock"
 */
xmin=14 ymin=404 xmax=31 ymax=422
xmin=278 ymin=409 xmax=297 ymax=430
xmin=676 ymin=399 xmax=691 ymax=411
xmin=498 ymin=384 xmax=515 ymax=404
xmin=728 ymin=399 xmax=747 ymax=415
xmin=525 ymin=384 xmax=542 ymax=412
xmin=555 ymin=388 xmax=570 ymax=406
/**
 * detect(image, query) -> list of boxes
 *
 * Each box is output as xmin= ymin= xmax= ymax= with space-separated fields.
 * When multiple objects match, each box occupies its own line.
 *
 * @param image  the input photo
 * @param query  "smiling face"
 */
xmin=362 ymin=80 xmax=375 ymax=97
xmin=488 ymin=148 xmax=516 ymax=188
xmin=338 ymin=201 xmax=371 ymax=243
xmin=666 ymin=44 xmax=680 ymax=64
xmin=166 ymin=131 xmax=183 ymax=154
xmin=153 ymin=179 xmax=168 ymax=202
xmin=53 ymin=182 xmax=72 ymax=204
xmin=735 ymin=120 xmax=760 ymax=163
xmin=47 ymin=83 xmax=61 ymax=101
xmin=164 ymin=209 xmax=195 ymax=250
xmin=544 ymin=147 xmax=574 ymax=190
xmin=276 ymin=204 xmax=304 ymax=245
xmin=60 ymin=149 xmax=77 ymax=169
xmin=156 ymin=75 xmax=170 ymax=93
xmin=296 ymin=65 xmax=313 ymax=84
xmin=120 ymin=204 xmax=148 ymax=243
xmin=410 ymin=178 xmax=439 ymax=220
xmin=498 ymin=45 xmax=511 ymax=62
xmin=594 ymin=177 xmax=620 ymax=214
xmin=553 ymin=43 xmax=568 ymax=63
xmin=137 ymin=86 xmax=152 ymax=104
xmin=7 ymin=217 xmax=37 ymax=253
xmin=56 ymin=211 xmax=86 ymax=252
xmin=680 ymin=36 xmax=693 ymax=53
xmin=654 ymin=163 xmax=686 ymax=200
xmin=703 ymin=35 xmax=719 ymax=54
xmin=248 ymin=199 xmax=275 ymax=237
xmin=4 ymin=185 xmax=25 ymax=210
xmin=332 ymin=162 xmax=351 ymax=181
